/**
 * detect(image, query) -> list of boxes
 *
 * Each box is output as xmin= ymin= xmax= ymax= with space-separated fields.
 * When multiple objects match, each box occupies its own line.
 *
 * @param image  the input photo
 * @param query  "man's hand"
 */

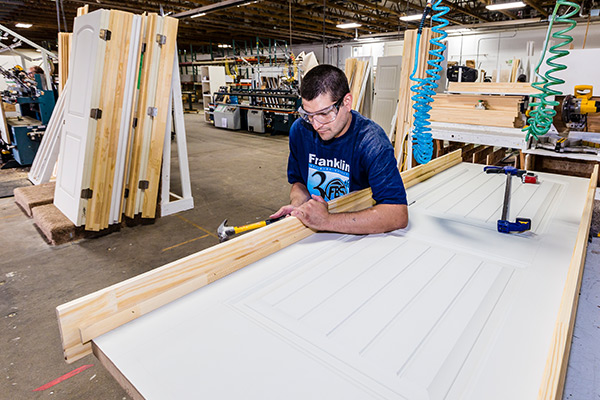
xmin=269 ymin=204 xmax=296 ymax=219
xmin=291 ymin=194 xmax=330 ymax=231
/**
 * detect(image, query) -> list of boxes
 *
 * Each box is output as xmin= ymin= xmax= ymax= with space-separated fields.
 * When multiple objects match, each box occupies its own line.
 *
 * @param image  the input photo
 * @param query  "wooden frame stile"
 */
xmin=134 ymin=16 xmax=163 ymax=216
xmin=120 ymin=14 xmax=147 ymax=222
xmin=141 ymin=16 xmax=179 ymax=219
xmin=57 ymin=32 xmax=71 ymax=96
xmin=56 ymin=150 xmax=463 ymax=364
xmin=447 ymin=82 xmax=538 ymax=95
xmin=538 ymin=164 xmax=598 ymax=400
xmin=160 ymin=52 xmax=194 ymax=217
xmin=109 ymin=14 xmax=142 ymax=225
xmin=124 ymin=14 xmax=162 ymax=219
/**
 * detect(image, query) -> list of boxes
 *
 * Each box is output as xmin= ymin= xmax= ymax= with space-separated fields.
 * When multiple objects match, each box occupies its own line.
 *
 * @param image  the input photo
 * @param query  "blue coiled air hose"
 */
xmin=410 ymin=0 xmax=449 ymax=165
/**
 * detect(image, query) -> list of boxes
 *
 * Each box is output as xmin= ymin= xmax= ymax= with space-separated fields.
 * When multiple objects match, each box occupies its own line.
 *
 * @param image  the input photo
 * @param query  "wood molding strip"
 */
xmin=57 ymin=150 xmax=462 ymax=363
xmin=538 ymin=164 xmax=599 ymax=399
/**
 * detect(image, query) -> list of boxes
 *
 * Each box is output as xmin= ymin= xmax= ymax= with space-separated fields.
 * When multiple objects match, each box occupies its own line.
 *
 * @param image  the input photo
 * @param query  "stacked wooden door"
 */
xmin=53 ymin=10 xmax=178 ymax=230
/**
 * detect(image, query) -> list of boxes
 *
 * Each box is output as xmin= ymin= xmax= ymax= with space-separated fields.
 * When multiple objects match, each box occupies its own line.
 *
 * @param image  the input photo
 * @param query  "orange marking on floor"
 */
xmin=161 ymin=234 xmax=210 ymax=252
xmin=176 ymin=215 xmax=218 ymax=239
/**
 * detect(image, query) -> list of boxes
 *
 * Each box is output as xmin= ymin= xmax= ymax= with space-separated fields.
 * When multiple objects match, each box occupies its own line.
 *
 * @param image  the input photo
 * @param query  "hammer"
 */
xmin=217 ymin=216 xmax=285 ymax=242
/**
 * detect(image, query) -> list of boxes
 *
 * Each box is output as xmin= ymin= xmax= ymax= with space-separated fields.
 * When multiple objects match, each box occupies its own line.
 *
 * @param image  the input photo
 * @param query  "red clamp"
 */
xmin=522 ymin=172 xmax=538 ymax=184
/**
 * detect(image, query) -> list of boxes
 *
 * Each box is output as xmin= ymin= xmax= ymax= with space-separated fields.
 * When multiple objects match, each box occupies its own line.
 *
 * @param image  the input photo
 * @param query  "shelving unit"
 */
xmin=200 ymin=65 xmax=227 ymax=123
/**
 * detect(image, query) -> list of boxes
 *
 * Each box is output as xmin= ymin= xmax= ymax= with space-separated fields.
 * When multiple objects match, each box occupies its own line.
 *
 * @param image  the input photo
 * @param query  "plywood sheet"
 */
xmin=94 ymin=163 xmax=591 ymax=399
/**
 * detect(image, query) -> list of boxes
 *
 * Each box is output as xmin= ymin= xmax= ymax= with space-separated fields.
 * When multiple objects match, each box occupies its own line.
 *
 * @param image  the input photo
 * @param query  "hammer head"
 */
xmin=217 ymin=219 xmax=235 ymax=242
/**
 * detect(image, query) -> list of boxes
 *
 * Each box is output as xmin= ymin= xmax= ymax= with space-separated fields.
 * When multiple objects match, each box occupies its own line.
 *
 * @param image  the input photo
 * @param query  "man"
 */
xmin=271 ymin=64 xmax=408 ymax=234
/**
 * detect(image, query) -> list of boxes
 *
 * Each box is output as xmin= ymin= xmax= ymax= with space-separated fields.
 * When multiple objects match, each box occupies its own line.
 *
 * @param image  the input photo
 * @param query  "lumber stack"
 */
xmin=447 ymin=81 xmax=537 ymax=95
xmin=429 ymin=93 xmax=526 ymax=128
xmin=344 ymin=57 xmax=371 ymax=114
xmin=53 ymin=10 xmax=179 ymax=231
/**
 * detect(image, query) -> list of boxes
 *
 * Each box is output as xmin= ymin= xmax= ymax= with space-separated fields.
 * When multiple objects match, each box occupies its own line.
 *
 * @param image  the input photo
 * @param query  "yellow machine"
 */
xmin=562 ymin=85 xmax=600 ymax=131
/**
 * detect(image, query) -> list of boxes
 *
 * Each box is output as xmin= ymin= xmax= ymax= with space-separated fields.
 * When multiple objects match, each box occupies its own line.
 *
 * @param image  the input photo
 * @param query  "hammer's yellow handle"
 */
xmin=234 ymin=221 xmax=267 ymax=234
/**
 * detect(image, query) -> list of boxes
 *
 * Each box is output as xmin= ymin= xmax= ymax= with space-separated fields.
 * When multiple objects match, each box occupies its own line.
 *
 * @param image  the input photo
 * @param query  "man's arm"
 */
xmin=270 ymin=182 xmax=312 ymax=219
xmin=291 ymin=194 xmax=408 ymax=234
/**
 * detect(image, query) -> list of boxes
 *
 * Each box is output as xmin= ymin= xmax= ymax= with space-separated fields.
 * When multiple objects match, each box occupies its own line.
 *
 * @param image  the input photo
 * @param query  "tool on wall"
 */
xmin=523 ymin=0 xmax=581 ymax=140
xmin=217 ymin=216 xmax=285 ymax=242
xmin=409 ymin=0 xmax=449 ymax=165
xmin=484 ymin=166 xmax=537 ymax=234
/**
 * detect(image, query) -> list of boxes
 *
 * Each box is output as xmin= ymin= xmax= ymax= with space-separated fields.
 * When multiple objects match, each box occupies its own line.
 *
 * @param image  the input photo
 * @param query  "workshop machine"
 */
xmin=213 ymin=87 xmax=300 ymax=135
xmin=0 ymin=65 xmax=56 ymax=166
xmin=531 ymin=85 xmax=600 ymax=154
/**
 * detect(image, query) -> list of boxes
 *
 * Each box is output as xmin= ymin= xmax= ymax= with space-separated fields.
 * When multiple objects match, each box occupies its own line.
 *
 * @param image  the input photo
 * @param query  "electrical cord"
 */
xmin=409 ymin=0 xmax=449 ymax=165
xmin=523 ymin=0 xmax=580 ymax=141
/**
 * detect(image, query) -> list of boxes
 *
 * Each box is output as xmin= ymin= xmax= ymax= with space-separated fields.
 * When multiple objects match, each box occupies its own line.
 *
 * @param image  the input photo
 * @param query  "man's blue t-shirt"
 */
xmin=287 ymin=110 xmax=407 ymax=205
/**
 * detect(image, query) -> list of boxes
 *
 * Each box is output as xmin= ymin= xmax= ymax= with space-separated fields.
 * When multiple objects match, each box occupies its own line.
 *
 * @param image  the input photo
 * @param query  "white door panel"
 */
xmin=372 ymin=56 xmax=402 ymax=137
xmin=54 ymin=10 xmax=109 ymax=225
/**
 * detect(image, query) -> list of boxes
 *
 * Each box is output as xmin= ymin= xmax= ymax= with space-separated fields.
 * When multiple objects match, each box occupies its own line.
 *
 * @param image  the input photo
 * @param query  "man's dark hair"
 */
xmin=300 ymin=64 xmax=350 ymax=102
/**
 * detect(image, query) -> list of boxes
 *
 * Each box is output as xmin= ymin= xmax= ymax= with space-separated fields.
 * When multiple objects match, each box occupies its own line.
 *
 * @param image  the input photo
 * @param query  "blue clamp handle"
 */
xmin=484 ymin=166 xmax=526 ymax=177
xmin=498 ymin=218 xmax=531 ymax=233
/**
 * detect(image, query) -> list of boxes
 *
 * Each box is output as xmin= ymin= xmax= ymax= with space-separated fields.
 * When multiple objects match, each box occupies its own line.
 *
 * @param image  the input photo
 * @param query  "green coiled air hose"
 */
xmin=523 ymin=0 xmax=581 ymax=141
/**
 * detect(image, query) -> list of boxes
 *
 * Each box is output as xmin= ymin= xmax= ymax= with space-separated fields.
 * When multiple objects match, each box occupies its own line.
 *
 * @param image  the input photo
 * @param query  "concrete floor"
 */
xmin=1 ymin=114 xmax=291 ymax=399
xmin=0 ymin=113 xmax=599 ymax=399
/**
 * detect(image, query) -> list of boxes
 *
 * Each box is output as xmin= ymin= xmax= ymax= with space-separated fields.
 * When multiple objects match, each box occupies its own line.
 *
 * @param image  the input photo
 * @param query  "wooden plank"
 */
xmin=77 ymin=5 xmax=89 ymax=16
xmin=538 ymin=164 xmax=598 ymax=400
xmin=58 ymin=32 xmax=71 ymax=96
xmin=448 ymin=81 xmax=537 ymax=95
xmin=431 ymin=94 xmax=524 ymax=111
xmin=350 ymin=60 xmax=366 ymax=110
xmin=57 ymin=150 xmax=462 ymax=363
xmin=140 ymin=16 xmax=179 ymax=218
xmin=124 ymin=14 xmax=160 ymax=218
xmin=472 ymin=146 xmax=494 ymax=164
xmin=429 ymin=108 xmax=523 ymax=128
xmin=344 ymin=58 xmax=356 ymax=87
xmin=486 ymin=148 xmax=506 ymax=166
xmin=461 ymin=144 xmax=479 ymax=162
xmin=119 ymin=15 xmax=146 ymax=222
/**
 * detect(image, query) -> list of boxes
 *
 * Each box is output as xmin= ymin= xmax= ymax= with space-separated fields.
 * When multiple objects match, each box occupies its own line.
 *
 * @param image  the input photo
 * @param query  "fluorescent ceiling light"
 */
xmin=15 ymin=23 xmax=32 ymax=28
xmin=336 ymin=22 xmax=362 ymax=29
xmin=218 ymin=44 xmax=232 ymax=48
xmin=486 ymin=1 xmax=526 ymax=10
xmin=400 ymin=14 xmax=430 ymax=21
xmin=191 ymin=12 xmax=206 ymax=18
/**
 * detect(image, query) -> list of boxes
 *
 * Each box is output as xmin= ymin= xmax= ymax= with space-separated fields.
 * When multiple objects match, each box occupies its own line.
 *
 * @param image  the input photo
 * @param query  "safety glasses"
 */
xmin=298 ymin=96 xmax=345 ymax=125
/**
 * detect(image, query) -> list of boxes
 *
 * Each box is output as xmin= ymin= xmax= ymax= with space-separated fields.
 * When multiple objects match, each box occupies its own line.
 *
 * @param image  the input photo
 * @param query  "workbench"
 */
xmin=75 ymin=161 xmax=595 ymax=399
xmin=429 ymin=121 xmax=527 ymax=150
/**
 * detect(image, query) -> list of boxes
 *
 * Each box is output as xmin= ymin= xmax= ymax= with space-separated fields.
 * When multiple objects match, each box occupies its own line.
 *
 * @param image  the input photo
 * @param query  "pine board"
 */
xmin=447 ymin=82 xmax=538 ymax=95
xmin=140 ymin=16 xmax=179 ymax=218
